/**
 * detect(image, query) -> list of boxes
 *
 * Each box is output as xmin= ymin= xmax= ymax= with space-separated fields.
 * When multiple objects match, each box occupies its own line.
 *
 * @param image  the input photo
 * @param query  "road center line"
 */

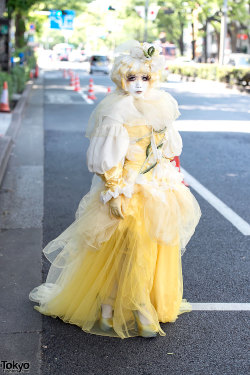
xmin=190 ymin=303 xmax=250 ymax=311
xmin=181 ymin=168 xmax=250 ymax=236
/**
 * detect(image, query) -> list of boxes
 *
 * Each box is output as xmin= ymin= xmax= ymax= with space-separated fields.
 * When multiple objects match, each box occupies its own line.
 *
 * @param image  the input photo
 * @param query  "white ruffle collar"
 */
xmin=85 ymin=87 xmax=180 ymax=137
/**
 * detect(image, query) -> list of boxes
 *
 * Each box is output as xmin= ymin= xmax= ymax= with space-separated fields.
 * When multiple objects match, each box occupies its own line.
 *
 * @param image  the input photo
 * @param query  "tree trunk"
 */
xmin=203 ymin=20 xmax=208 ymax=63
xmin=215 ymin=30 xmax=220 ymax=61
xmin=178 ymin=27 xmax=184 ymax=55
xmin=228 ymin=21 xmax=238 ymax=53
xmin=15 ymin=12 xmax=26 ymax=48
xmin=177 ymin=12 xmax=184 ymax=55
xmin=191 ymin=22 xmax=196 ymax=60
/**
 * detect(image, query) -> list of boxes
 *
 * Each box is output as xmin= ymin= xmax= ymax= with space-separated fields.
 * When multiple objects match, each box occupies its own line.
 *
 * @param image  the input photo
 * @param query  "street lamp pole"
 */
xmin=219 ymin=0 xmax=228 ymax=64
xmin=144 ymin=0 xmax=149 ymax=42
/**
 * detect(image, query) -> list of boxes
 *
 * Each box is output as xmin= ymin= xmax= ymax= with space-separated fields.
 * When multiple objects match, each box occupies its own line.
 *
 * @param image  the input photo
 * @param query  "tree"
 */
xmin=156 ymin=0 xmax=190 ymax=55
xmin=7 ymin=0 xmax=91 ymax=48
xmin=227 ymin=0 xmax=250 ymax=53
xmin=7 ymin=0 xmax=39 ymax=48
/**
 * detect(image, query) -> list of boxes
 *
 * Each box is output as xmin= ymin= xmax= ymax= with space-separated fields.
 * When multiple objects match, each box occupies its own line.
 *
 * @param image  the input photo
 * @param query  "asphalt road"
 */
xmin=39 ymin=67 xmax=249 ymax=375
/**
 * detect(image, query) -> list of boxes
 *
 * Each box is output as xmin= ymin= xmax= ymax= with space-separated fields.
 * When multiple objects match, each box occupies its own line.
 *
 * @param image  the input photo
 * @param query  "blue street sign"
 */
xmin=62 ymin=10 xmax=75 ymax=30
xmin=49 ymin=10 xmax=62 ymax=29
xmin=49 ymin=10 xmax=75 ymax=30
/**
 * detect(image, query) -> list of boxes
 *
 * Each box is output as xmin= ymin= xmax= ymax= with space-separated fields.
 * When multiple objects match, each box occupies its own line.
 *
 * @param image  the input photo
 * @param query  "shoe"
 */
xmin=98 ymin=315 xmax=113 ymax=331
xmin=133 ymin=310 xmax=158 ymax=338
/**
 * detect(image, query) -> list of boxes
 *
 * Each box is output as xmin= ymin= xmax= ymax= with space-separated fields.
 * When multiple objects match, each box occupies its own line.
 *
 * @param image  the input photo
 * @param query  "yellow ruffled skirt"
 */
xmin=29 ymin=181 xmax=201 ymax=339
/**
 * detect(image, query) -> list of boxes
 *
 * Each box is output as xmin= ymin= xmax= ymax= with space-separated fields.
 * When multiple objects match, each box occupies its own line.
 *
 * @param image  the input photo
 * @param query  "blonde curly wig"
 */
xmin=110 ymin=54 xmax=162 ymax=91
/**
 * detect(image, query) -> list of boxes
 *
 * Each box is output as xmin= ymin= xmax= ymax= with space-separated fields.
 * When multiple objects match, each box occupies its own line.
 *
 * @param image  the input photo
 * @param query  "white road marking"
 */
xmin=45 ymin=92 xmax=91 ymax=105
xmin=181 ymin=167 xmax=250 ymax=236
xmin=45 ymin=92 xmax=75 ymax=104
xmin=78 ymin=91 xmax=94 ymax=105
xmin=191 ymin=303 xmax=250 ymax=311
xmin=176 ymin=120 xmax=250 ymax=133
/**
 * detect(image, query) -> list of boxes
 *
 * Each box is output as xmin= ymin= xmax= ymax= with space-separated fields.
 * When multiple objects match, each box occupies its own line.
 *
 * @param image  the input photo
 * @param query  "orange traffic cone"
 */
xmin=0 ymin=81 xmax=10 ymax=112
xmin=87 ymin=79 xmax=96 ymax=100
xmin=34 ymin=64 xmax=39 ymax=78
xmin=70 ymin=72 xmax=75 ymax=86
xmin=74 ymin=74 xmax=81 ymax=92
xmin=29 ymin=70 xmax=34 ymax=79
xmin=107 ymin=87 xmax=111 ymax=94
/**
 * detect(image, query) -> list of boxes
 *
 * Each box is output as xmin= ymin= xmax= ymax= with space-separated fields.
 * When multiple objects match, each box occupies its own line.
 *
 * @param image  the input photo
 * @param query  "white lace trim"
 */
xmin=100 ymin=183 xmax=134 ymax=204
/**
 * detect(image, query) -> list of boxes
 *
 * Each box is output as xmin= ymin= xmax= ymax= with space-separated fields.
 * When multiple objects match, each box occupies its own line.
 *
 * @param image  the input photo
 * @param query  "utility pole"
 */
xmin=144 ymin=0 xmax=149 ymax=42
xmin=219 ymin=0 xmax=228 ymax=64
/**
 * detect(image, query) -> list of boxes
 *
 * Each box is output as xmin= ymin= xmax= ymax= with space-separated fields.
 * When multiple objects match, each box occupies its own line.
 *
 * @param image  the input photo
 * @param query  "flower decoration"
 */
xmin=130 ymin=41 xmax=165 ymax=72
xmin=143 ymin=46 xmax=155 ymax=58
xmin=130 ymin=46 xmax=145 ymax=60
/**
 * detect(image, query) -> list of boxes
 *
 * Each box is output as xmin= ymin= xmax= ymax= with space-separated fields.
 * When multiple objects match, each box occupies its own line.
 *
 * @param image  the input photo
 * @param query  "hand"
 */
xmin=109 ymin=196 xmax=126 ymax=219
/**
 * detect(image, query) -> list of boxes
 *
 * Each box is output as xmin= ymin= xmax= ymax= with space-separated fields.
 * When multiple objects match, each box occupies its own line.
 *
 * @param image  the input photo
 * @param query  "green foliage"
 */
xmin=156 ymin=0 xmax=189 ymax=44
xmin=11 ymin=66 xmax=27 ymax=93
xmin=0 ymin=44 xmax=36 ymax=102
xmin=12 ymin=46 xmax=36 ymax=69
xmin=0 ymin=65 xmax=30 ymax=103
xmin=7 ymin=0 xmax=39 ymax=15
xmin=31 ymin=0 xmax=91 ymax=15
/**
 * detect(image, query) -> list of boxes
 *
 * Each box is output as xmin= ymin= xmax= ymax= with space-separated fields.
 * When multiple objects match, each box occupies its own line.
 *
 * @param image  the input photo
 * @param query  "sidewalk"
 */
xmin=0 ymin=76 xmax=44 ymax=374
xmin=0 ymin=82 xmax=33 ymax=187
xmin=0 ymin=113 xmax=12 ymax=136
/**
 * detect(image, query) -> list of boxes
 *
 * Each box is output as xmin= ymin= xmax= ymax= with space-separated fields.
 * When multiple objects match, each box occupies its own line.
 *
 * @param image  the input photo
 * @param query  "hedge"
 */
xmin=167 ymin=63 xmax=250 ymax=88
xmin=0 ymin=47 xmax=36 ymax=104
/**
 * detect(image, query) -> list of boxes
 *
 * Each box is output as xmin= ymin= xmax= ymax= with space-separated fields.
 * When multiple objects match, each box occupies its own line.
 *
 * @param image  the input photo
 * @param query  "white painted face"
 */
xmin=125 ymin=73 xmax=150 ymax=99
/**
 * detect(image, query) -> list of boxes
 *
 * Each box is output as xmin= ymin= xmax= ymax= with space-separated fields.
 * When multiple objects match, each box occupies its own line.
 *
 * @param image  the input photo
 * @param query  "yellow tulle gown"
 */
xmin=29 ymin=116 xmax=201 ymax=338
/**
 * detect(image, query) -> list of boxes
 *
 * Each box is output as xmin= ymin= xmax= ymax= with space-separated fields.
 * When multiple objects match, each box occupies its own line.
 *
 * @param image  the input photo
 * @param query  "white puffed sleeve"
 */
xmin=86 ymin=117 xmax=130 ymax=174
xmin=162 ymin=123 xmax=183 ymax=158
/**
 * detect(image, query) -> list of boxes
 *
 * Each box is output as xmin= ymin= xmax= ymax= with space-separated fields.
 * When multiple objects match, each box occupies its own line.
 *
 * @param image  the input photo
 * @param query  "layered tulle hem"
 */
xmin=29 ymin=193 xmax=193 ymax=338
xmin=32 ymin=298 xmax=192 ymax=339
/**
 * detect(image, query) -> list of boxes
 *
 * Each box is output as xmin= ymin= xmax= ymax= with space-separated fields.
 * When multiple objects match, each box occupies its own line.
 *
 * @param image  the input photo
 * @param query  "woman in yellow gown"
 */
xmin=29 ymin=40 xmax=201 ymax=339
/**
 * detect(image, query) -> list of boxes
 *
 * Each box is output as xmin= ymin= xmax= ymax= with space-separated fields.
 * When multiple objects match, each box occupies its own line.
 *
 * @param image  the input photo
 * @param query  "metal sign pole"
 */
xmin=144 ymin=0 xmax=149 ymax=42
xmin=219 ymin=0 xmax=228 ymax=65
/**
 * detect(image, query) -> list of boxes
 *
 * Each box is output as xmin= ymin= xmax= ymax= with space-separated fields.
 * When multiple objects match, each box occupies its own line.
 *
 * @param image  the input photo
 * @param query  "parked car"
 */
xmin=89 ymin=55 xmax=110 ymax=74
xmin=53 ymin=43 xmax=73 ymax=62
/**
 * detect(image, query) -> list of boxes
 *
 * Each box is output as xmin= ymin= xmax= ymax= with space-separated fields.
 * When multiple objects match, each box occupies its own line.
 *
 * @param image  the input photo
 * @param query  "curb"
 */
xmin=0 ymin=135 xmax=13 ymax=184
xmin=0 ymin=81 xmax=33 ymax=187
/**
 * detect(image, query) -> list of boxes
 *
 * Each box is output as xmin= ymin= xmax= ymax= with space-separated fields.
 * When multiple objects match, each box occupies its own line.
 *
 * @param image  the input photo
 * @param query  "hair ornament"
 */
xmin=144 ymin=46 xmax=155 ymax=58
xmin=114 ymin=40 xmax=165 ymax=73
